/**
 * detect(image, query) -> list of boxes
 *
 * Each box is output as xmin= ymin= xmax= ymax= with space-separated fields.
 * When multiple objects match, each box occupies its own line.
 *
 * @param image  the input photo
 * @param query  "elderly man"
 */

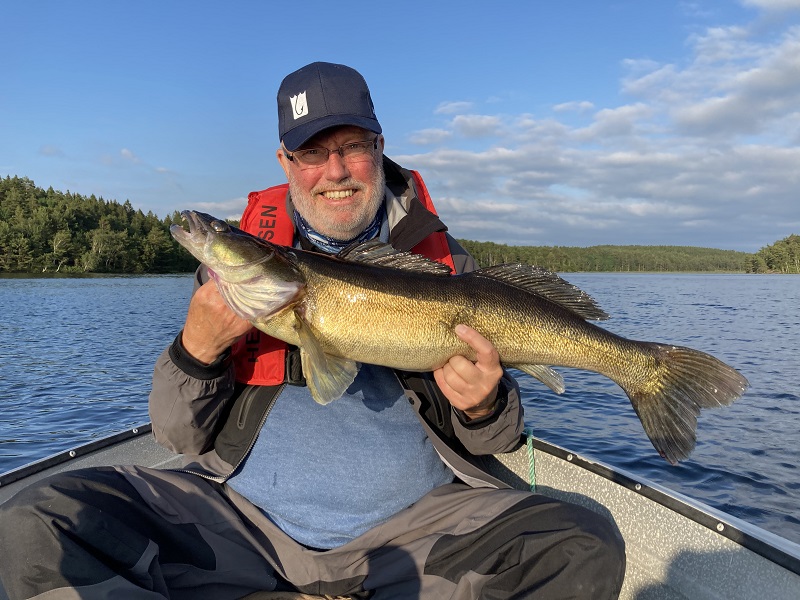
xmin=0 ymin=62 xmax=625 ymax=599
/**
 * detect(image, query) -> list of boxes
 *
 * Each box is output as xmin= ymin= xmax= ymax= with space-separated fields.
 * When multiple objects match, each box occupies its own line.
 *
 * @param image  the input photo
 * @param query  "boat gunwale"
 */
xmin=528 ymin=436 xmax=800 ymax=576
xmin=0 ymin=424 xmax=154 ymax=488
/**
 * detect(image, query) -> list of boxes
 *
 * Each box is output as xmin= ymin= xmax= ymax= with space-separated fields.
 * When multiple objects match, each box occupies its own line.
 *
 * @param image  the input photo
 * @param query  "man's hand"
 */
xmin=434 ymin=324 xmax=504 ymax=421
xmin=181 ymin=280 xmax=252 ymax=365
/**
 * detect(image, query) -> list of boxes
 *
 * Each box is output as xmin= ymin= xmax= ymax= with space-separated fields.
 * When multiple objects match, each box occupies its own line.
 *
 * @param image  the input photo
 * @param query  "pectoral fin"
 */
xmin=512 ymin=364 xmax=566 ymax=394
xmin=293 ymin=312 xmax=359 ymax=405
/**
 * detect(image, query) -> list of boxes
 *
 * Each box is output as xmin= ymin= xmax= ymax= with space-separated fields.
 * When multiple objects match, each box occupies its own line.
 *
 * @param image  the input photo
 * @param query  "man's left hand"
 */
xmin=434 ymin=324 xmax=503 ymax=421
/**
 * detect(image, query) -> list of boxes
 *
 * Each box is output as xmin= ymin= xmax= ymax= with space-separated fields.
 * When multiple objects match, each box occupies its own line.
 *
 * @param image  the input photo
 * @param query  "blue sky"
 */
xmin=2 ymin=0 xmax=799 ymax=252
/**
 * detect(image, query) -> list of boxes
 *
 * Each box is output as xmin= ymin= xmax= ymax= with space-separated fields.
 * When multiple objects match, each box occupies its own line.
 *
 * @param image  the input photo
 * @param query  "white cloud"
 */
xmin=435 ymin=101 xmax=474 ymax=115
xmin=574 ymin=103 xmax=654 ymax=140
xmin=191 ymin=196 xmax=248 ymax=221
xmin=408 ymin=128 xmax=452 ymax=145
xmin=435 ymin=196 xmax=522 ymax=216
xmin=553 ymin=101 xmax=594 ymax=113
xmin=451 ymin=114 xmax=504 ymax=138
xmin=120 ymin=148 xmax=142 ymax=164
xmin=741 ymin=0 xmax=800 ymax=10
xmin=513 ymin=116 xmax=572 ymax=144
xmin=679 ymin=2 xmax=717 ymax=19
xmin=664 ymin=26 xmax=800 ymax=136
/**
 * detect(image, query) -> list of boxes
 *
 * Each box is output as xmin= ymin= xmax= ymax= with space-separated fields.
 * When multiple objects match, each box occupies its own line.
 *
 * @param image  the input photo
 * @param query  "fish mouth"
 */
xmin=171 ymin=210 xmax=232 ymax=248
xmin=180 ymin=210 xmax=217 ymax=236
xmin=171 ymin=210 xmax=207 ymax=242
xmin=181 ymin=210 xmax=203 ymax=233
xmin=170 ymin=210 xmax=226 ymax=262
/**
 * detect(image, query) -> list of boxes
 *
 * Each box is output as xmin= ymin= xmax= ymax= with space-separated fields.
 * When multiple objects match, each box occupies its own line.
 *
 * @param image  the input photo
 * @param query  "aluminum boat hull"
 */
xmin=2 ymin=426 xmax=799 ymax=600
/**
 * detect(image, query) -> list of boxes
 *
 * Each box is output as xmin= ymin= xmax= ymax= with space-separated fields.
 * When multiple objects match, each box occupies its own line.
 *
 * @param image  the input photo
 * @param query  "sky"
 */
xmin=2 ymin=1 xmax=800 ymax=252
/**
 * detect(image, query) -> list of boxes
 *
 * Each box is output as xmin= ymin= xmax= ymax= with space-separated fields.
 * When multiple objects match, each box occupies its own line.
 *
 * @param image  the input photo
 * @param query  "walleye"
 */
xmin=171 ymin=211 xmax=748 ymax=464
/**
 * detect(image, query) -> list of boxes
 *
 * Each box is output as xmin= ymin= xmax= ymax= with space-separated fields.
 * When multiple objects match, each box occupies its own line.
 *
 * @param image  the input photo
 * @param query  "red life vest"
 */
xmin=232 ymin=171 xmax=454 ymax=385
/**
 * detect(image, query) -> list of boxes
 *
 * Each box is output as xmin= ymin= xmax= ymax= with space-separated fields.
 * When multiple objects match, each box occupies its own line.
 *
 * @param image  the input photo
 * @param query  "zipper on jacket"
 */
xmin=421 ymin=374 xmax=446 ymax=429
xmin=237 ymin=385 xmax=259 ymax=430
xmin=172 ymin=383 xmax=286 ymax=483
xmin=227 ymin=383 xmax=284 ymax=477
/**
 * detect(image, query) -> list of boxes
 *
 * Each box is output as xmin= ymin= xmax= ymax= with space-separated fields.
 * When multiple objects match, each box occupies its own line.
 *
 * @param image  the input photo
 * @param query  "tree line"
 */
xmin=457 ymin=239 xmax=752 ymax=272
xmin=1 ymin=175 xmax=797 ymax=275
xmin=0 ymin=176 xmax=197 ymax=273
xmin=746 ymin=234 xmax=800 ymax=274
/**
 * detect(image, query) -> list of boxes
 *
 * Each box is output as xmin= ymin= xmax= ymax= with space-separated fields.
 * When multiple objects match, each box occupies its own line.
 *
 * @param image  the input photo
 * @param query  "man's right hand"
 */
xmin=181 ymin=280 xmax=252 ymax=365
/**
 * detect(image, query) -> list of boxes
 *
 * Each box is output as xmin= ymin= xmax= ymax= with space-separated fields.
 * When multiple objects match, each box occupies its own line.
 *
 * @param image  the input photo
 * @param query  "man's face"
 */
xmin=277 ymin=126 xmax=386 ymax=241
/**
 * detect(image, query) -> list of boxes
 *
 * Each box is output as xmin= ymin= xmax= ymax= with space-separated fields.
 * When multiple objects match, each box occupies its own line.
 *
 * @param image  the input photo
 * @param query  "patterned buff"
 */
xmin=293 ymin=204 xmax=386 ymax=255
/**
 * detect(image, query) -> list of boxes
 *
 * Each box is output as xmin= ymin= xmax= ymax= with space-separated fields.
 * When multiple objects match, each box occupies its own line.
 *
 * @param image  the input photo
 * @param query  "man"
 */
xmin=0 ymin=62 xmax=625 ymax=599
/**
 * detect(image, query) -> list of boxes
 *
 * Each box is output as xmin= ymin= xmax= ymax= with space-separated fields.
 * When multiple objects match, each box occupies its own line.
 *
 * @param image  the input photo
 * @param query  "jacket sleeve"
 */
xmin=444 ymin=235 xmax=526 ymax=455
xmin=448 ymin=371 xmax=525 ymax=455
xmin=149 ymin=267 xmax=237 ymax=455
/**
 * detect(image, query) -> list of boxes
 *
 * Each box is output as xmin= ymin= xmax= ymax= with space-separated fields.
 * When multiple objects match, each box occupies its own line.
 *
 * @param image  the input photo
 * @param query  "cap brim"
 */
xmin=282 ymin=114 xmax=382 ymax=151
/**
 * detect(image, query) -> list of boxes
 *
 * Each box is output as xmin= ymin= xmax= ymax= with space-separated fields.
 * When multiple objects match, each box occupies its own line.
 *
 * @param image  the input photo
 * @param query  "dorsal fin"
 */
xmin=338 ymin=240 xmax=452 ymax=275
xmin=473 ymin=264 xmax=609 ymax=321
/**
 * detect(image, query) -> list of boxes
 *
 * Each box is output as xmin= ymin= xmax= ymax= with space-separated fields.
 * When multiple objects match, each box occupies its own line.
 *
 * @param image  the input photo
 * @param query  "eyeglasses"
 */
xmin=283 ymin=136 xmax=379 ymax=170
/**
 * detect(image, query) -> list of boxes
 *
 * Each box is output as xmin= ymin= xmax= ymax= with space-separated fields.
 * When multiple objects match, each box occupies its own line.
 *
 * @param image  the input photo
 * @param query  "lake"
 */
xmin=1 ymin=273 xmax=798 ymax=545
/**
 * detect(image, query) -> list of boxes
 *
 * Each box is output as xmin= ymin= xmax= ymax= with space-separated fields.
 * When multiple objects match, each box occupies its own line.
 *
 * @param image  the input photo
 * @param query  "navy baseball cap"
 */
xmin=277 ymin=62 xmax=382 ymax=151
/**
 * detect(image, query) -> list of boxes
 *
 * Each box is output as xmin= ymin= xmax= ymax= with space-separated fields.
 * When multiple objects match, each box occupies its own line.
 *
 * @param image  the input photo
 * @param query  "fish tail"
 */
xmin=625 ymin=343 xmax=749 ymax=464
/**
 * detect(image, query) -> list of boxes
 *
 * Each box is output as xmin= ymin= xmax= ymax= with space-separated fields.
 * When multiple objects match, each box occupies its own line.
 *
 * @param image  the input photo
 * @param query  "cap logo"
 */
xmin=290 ymin=92 xmax=308 ymax=120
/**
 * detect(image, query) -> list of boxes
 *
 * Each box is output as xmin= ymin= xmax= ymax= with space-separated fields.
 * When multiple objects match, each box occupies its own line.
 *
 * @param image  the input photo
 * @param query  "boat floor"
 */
xmin=2 ymin=426 xmax=799 ymax=600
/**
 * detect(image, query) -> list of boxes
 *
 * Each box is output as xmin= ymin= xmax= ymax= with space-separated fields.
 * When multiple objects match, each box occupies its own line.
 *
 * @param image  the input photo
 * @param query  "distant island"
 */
xmin=458 ymin=240 xmax=752 ymax=273
xmin=1 ymin=175 xmax=797 ymax=275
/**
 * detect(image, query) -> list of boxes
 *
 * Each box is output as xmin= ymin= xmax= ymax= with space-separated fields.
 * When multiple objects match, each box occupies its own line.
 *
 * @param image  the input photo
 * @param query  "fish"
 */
xmin=171 ymin=210 xmax=749 ymax=464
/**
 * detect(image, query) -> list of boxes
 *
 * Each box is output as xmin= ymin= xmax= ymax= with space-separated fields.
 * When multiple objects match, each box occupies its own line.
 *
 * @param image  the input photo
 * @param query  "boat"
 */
xmin=2 ymin=425 xmax=799 ymax=600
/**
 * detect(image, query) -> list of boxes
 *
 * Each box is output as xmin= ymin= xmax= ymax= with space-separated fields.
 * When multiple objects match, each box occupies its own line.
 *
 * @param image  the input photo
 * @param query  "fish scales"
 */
xmin=289 ymin=253 xmax=621 ymax=374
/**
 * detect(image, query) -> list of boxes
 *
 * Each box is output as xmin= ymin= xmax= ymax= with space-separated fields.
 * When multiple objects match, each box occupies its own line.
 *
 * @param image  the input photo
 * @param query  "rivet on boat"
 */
xmin=69 ymin=451 xmax=76 ymax=458
xmin=717 ymin=523 xmax=725 ymax=532
xmin=567 ymin=454 xmax=574 ymax=461
xmin=635 ymin=483 xmax=642 ymax=491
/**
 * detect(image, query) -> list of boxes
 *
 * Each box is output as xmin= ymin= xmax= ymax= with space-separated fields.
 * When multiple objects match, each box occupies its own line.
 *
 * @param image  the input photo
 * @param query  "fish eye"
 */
xmin=211 ymin=220 xmax=229 ymax=233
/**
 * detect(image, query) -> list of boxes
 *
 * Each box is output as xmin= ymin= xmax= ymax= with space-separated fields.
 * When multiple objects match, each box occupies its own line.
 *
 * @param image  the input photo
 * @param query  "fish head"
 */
xmin=171 ymin=210 xmax=299 ymax=283
xmin=171 ymin=211 xmax=305 ymax=322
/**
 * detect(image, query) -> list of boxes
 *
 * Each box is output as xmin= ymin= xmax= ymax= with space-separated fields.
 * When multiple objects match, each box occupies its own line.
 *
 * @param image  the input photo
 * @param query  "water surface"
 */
xmin=1 ymin=273 xmax=798 ymax=544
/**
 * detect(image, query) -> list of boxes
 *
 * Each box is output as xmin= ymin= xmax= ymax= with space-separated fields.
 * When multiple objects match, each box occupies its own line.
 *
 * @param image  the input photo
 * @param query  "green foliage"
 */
xmin=0 ymin=176 xmax=198 ymax=273
xmin=457 ymin=241 xmax=753 ymax=272
xmin=747 ymin=234 xmax=800 ymax=274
